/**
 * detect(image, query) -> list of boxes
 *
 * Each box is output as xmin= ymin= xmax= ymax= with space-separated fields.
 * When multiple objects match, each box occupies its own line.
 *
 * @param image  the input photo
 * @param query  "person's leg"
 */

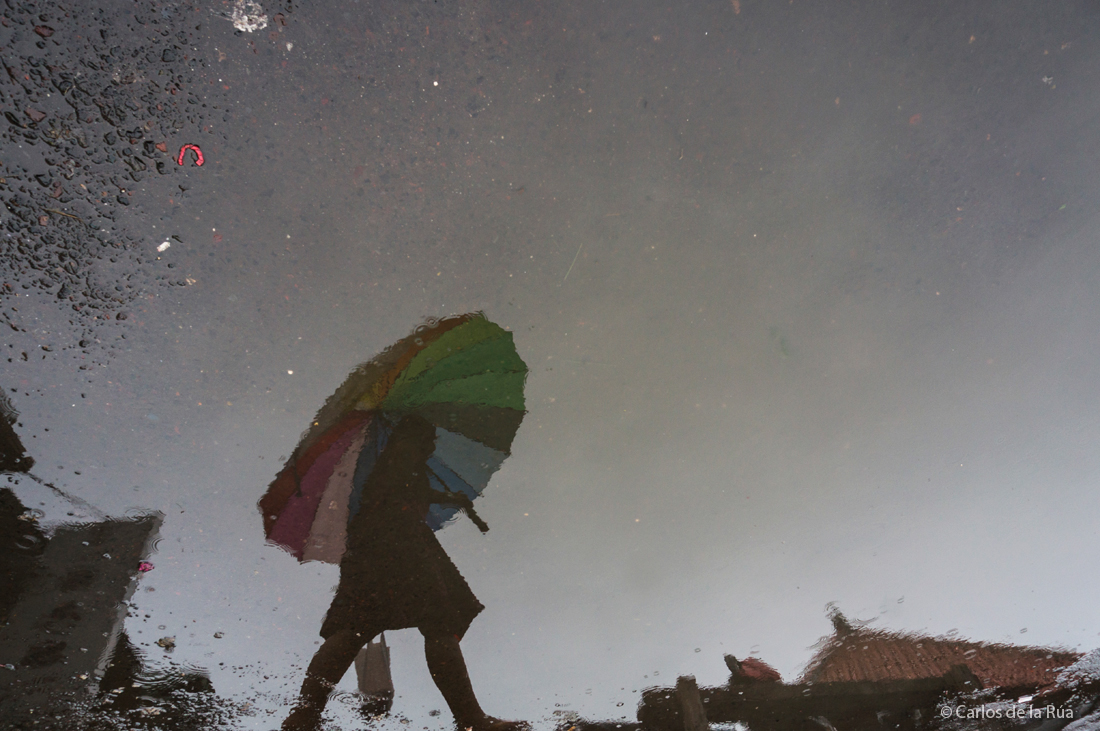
xmin=422 ymin=629 xmax=486 ymax=728
xmin=283 ymin=629 xmax=370 ymax=731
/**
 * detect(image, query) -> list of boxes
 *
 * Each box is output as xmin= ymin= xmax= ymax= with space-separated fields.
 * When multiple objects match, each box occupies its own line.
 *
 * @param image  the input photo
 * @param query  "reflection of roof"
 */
xmin=800 ymin=611 xmax=1080 ymax=691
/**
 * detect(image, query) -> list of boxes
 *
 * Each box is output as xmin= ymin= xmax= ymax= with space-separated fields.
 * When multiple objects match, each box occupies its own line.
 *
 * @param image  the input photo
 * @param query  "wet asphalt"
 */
xmin=3 ymin=0 xmax=1100 ymax=729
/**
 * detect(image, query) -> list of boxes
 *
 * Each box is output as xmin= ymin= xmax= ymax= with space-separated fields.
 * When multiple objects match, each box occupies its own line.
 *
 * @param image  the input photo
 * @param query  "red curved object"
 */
xmin=177 ymin=144 xmax=205 ymax=166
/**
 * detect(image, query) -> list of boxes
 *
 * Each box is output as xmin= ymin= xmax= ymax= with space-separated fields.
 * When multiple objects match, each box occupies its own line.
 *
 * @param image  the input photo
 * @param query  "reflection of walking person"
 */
xmin=282 ymin=415 xmax=525 ymax=731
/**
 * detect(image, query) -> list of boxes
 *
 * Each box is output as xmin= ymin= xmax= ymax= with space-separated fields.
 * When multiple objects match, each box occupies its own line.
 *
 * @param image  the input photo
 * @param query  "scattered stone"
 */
xmin=0 ymin=0 xmax=231 ymax=361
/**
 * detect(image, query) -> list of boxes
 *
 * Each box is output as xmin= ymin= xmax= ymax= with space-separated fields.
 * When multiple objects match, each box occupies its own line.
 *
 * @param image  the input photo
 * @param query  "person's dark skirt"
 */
xmin=321 ymin=515 xmax=484 ymax=640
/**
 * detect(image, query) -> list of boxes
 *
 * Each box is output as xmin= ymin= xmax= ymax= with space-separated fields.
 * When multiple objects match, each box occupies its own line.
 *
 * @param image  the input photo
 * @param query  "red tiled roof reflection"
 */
xmin=801 ymin=611 xmax=1080 ymax=691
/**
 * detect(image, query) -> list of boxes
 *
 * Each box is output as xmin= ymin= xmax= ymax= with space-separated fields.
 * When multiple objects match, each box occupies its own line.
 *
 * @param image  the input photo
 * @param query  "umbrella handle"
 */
xmin=464 ymin=505 xmax=489 ymax=534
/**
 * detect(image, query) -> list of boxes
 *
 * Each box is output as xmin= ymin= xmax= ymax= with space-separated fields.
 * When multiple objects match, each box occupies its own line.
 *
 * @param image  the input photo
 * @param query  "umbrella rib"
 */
xmin=425 ymin=462 xmax=477 ymax=500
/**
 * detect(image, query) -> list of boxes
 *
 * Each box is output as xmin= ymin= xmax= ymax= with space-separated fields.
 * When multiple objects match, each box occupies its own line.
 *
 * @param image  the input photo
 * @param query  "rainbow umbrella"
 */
xmin=258 ymin=313 xmax=528 ymax=563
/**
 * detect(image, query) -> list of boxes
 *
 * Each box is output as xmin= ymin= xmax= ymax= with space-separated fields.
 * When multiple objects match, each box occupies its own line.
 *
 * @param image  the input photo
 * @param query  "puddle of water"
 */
xmin=3 ymin=0 xmax=1100 ymax=729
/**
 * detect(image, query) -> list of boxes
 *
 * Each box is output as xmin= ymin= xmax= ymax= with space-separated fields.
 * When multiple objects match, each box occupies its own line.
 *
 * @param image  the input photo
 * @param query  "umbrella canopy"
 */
xmin=258 ymin=313 xmax=528 ymax=563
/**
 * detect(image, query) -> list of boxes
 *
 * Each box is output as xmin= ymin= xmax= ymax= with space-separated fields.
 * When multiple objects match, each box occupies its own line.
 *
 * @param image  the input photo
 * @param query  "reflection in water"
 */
xmin=0 ymin=389 xmax=35 ymax=475
xmin=801 ymin=608 xmax=1078 ymax=690
xmin=259 ymin=314 xmax=529 ymax=730
xmin=0 ymin=504 xmax=164 ymax=725
xmin=629 ymin=609 xmax=1100 ymax=731
xmin=0 ymin=387 xmax=108 ymax=522
xmin=0 ymin=389 xmax=232 ymax=728
xmin=4 ymin=0 xmax=1100 ymax=724
xmin=0 ymin=485 xmax=47 ymax=632
xmin=0 ymin=359 xmax=1096 ymax=730
xmin=84 ymin=630 xmax=228 ymax=731
xmin=282 ymin=415 xmax=517 ymax=731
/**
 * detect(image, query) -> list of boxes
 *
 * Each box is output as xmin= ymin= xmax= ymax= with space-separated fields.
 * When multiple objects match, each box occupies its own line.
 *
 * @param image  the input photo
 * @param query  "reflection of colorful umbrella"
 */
xmin=258 ymin=313 xmax=528 ymax=563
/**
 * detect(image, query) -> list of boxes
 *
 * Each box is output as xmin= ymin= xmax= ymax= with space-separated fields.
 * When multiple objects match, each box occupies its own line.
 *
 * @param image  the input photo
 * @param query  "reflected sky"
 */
xmin=4 ymin=0 xmax=1100 ymax=728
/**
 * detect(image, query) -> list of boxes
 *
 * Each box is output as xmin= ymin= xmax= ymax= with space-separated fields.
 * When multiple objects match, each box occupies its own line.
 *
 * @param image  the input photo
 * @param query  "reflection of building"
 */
xmin=0 ymin=507 xmax=162 ymax=726
xmin=0 ymin=394 xmax=227 ymax=726
xmin=634 ymin=609 xmax=1085 ymax=731
xmin=802 ymin=609 xmax=1080 ymax=693
xmin=0 ymin=487 xmax=47 ymax=627
xmin=0 ymin=387 xmax=35 ymax=473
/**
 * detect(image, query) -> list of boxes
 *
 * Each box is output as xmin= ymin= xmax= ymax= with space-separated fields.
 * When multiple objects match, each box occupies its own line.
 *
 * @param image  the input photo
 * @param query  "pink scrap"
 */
xmin=177 ymin=144 xmax=204 ymax=166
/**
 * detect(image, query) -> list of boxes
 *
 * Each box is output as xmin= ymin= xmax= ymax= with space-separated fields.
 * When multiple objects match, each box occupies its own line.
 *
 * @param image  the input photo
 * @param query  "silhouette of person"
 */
xmin=282 ymin=415 xmax=524 ymax=731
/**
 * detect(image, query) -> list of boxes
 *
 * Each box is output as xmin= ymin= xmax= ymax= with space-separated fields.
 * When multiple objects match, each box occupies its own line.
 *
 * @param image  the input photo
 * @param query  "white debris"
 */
xmin=157 ymin=241 xmax=170 ymax=252
xmin=228 ymin=0 xmax=268 ymax=33
xmin=1058 ymin=648 xmax=1100 ymax=688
